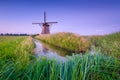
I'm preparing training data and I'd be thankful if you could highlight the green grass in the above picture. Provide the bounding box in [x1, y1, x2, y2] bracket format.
[0, 36, 35, 79]
[89, 32, 120, 58]
[0, 36, 26, 61]
[0, 52, 120, 80]
[35, 32, 120, 58]
[0, 33, 120, 80]
[35, 32, 90, 53]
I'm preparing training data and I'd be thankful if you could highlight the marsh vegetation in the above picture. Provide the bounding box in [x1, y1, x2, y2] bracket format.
[0, 32, 120, 80]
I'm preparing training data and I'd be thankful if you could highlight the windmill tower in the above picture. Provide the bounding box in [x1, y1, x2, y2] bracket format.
[32, 12, 58, 34]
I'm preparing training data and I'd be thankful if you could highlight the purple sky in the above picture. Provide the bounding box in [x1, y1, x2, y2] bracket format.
[0, 0, 120, 35]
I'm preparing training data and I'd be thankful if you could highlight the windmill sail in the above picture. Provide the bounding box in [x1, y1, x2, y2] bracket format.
[32, 12, 58, 34]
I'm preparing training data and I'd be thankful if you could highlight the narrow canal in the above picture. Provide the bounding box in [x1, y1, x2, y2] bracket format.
[34, 39, 94, 62]
[34, 39, 73, 62]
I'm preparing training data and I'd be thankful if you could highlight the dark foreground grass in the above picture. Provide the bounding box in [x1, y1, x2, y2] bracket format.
[0, 53, 120, 80]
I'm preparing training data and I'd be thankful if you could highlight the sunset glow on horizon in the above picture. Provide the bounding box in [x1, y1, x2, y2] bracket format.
[0, 0, 120, 35]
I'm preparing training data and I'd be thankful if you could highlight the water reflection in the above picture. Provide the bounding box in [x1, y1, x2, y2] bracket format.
[34, 39, 95, 62]
[42, 45, 49, 53]
[34, 39, 72, 62]
[41, 42, 72, 57]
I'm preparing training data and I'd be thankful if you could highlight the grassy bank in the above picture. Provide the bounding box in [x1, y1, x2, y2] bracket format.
[89, 32, 120, 58]
[0, 52, 120, 80]
[35, 32, 90, 53]
[35, 32, 120, 57]
[0, 34, 120, 80]
[0, 36, 35, 79]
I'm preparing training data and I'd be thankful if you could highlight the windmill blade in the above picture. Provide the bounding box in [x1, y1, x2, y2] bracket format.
[32, 23, 43, 25]
[47, 22, 58, 24]
[44, 11, 46, 23]
[32, 23, 43, 26]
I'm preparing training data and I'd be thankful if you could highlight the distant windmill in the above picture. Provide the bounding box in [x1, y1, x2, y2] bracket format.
[32, 12, 58, 34]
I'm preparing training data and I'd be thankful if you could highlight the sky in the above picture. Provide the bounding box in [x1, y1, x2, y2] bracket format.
[0, 0, 120, 35]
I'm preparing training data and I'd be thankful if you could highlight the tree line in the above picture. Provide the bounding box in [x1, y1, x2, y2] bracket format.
[0, 33, 29, 36]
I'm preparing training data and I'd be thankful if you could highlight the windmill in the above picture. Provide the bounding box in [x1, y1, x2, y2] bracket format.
[32, 12, 58, 34]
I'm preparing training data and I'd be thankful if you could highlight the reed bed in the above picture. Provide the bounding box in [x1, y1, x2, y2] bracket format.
[89, 32, 120, 58]
[35, 32, 120, 57]
[0, 52, 120, 80]
[35, 32, 90, 53]
[0, 36, 35, 79]
[0, 36, 26, 61]
[0, 33, 120, 80]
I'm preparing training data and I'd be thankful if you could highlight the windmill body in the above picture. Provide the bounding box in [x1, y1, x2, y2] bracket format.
[32, 12, 57, 34]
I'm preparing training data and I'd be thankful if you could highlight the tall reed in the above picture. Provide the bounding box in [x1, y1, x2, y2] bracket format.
[35, 32, 90, 53]
[1, 52, 120, 80]
[0, 36, 35, 79]
[89, 32, 120, 58]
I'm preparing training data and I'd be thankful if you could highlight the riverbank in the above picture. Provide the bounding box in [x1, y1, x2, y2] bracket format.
[1, 50, 120, 79]
[35, 32, 120, 58]
[33, 39, 66, 62]
[89, 32, 120, 58]
[0, 35, 120, 80]
[0, 36, 35, 79]
[35, 32, 90, 53]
